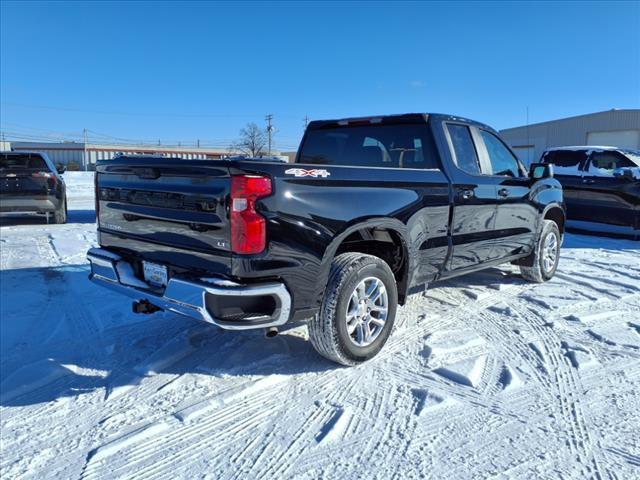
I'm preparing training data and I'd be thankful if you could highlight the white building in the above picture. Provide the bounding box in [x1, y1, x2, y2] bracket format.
[500, 109, 640, 166]
[9, 142, 233, 169]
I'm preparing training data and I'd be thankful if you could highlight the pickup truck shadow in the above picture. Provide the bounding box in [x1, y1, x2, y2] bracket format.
[0, 209, 95, 226]
[0, 265, 333, 408]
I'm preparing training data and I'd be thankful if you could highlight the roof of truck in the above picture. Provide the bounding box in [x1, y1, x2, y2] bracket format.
[545, 146, 620, 152]
[306, 113, 495, 133]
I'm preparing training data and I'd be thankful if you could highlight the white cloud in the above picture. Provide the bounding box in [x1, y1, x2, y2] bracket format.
[410, 80, 426, 88]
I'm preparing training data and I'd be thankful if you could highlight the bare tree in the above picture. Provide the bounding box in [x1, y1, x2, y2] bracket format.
[230, 122, 268, 157]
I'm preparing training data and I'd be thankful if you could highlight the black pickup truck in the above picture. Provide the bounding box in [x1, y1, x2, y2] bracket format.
[87, 113, 564, 365]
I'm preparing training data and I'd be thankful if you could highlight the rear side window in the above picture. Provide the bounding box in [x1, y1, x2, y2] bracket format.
[447, 124, 481, 175]
[298, 124, 438, 169]
[0, 154, 48, 170]
[542, 150, 587, 173]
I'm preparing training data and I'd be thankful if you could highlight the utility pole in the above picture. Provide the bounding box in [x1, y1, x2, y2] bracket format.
[265, 114, 273, 155]
[303, 115, 309, 129]
[83, 128, 88, 171]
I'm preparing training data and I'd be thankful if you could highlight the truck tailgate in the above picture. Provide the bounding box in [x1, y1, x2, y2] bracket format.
[96, 157, 232, 275]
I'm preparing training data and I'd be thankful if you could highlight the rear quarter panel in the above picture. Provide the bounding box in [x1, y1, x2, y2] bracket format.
[231, 161, 450, 312]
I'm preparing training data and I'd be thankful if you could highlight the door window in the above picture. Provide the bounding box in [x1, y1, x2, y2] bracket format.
[541, 150, 587, 175]
[588, 151, 636, 177]
[480, 130, 522, 177]
[447, 124, 481, 175]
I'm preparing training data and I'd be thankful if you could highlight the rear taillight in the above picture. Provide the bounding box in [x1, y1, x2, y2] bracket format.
[31, 171, 53, 178]
[32, 171, 56, 188]
[230, 175, 272, 254]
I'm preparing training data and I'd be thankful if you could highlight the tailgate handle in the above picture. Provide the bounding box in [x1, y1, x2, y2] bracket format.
[133, 167, 161, 179]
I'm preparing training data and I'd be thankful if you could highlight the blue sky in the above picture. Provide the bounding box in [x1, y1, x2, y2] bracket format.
[1, 1, 639, 151]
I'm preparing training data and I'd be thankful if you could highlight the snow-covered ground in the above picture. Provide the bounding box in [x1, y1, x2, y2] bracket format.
[1, 172, 639, 479]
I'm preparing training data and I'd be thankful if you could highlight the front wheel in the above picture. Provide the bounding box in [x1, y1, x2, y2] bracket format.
[308, 252, 398, 366]
[520, 219, 561, 283]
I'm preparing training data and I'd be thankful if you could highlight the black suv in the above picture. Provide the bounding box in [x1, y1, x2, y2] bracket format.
[0, 151, 68, 223]
[541, 146, 639, 237]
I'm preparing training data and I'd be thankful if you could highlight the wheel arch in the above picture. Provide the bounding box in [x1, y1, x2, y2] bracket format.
[314, 218, 412, 307]
[542, 203, 566, 236]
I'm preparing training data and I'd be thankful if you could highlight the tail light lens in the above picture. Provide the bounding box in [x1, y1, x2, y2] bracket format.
[230, 175, 272, 254]
[32, 171, 56, 188]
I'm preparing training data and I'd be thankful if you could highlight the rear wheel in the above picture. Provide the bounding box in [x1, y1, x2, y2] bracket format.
[53, 200, 67, 224]
[520, 219, 560, 282]
[308, 253, 398, 366]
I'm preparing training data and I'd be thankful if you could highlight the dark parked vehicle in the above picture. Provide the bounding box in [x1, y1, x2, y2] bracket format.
[0, 152, 67, 223]
[541, 146, 639, 237]
[87, 113, 565, 365]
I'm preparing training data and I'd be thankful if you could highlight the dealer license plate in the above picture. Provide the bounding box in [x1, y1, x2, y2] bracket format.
[142, 261, 168, 287]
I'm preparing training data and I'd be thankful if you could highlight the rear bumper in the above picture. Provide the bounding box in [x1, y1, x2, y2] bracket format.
[0, 195, 62, 213]
[87, 247, 292, 330]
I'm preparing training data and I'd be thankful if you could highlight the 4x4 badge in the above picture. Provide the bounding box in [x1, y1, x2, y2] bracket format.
[284, 168, 331, 178]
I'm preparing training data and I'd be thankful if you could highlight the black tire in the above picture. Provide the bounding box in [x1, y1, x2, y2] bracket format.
[308, 252, 398, 366]
[520, 219, 561, 283]
[53, 200, 67, 224]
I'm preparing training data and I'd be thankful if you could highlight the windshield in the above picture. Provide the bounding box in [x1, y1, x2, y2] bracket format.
[298, 123, 439, 169]
[0, 154, 48, 170]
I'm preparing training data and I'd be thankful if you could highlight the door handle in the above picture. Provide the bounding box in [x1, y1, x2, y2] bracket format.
[582, 178, 595, 185]
[498, 188, 509, 197]
[458, 189, 474, 200]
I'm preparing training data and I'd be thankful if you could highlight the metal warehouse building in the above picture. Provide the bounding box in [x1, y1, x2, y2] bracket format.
[500, 109, 640, 166]
[9, 142, 232, 169]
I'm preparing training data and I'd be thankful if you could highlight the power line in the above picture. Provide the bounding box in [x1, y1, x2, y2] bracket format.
[1, 101, 301, 119]
[0, 129, 300, 152]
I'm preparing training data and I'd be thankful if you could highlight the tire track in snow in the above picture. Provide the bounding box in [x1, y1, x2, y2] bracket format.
[244, 368, 366, 479]
[34, 233, 61, 267]
[82, 386, 280, 479]
[466, 266, 627, 479]
[505, 296, 610, 480]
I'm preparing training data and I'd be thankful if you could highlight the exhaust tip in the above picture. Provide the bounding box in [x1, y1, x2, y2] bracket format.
[265, 326, 279, 338]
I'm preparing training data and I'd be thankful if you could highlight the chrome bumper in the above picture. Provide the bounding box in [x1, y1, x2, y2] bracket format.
[86, 248, 291, 330]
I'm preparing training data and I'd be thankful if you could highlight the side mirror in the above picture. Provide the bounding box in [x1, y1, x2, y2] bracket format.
[529, 162, 553, 180]
[56, 165, 66, 174]
[613, 167, 636, 181]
